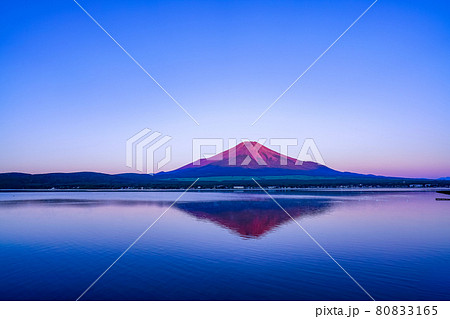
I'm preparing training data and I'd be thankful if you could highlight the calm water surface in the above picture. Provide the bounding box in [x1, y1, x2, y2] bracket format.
[0, 190, 449, 300]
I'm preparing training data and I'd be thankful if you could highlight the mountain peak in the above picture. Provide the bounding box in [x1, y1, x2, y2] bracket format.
[174, 141, 326, 173]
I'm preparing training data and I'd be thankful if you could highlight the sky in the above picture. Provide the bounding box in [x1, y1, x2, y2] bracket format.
[0, 0, 449, 178]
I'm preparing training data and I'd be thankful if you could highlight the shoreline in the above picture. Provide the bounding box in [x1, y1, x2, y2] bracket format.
[0, 187, 449, 193]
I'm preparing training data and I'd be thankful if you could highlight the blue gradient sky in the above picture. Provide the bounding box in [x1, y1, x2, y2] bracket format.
[1, 0, 449, 178]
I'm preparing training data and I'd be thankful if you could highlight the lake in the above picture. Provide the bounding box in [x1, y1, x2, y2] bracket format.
[0, 190, 449, 300]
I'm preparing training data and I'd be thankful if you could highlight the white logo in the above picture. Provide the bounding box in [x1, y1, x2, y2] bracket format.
[126, 128, 172, 174]
[191, 138, 326, 166]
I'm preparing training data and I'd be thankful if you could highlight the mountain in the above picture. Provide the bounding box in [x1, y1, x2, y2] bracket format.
[0, 141, 447, 189]
[157, 141, 351, 178]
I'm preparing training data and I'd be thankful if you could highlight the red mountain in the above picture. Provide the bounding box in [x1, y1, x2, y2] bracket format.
[158, 141, 345, 178]
[180, 141, 321, 170]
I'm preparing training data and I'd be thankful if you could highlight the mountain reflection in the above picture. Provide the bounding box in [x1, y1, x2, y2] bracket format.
[0, 196, 335, 239]
[174, 199, 334, 239]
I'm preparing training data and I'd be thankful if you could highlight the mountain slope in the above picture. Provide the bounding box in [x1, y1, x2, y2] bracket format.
[157, 141, 353, 178]
[0, 142, 446, 188]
